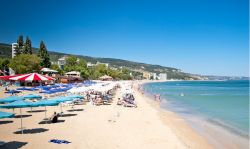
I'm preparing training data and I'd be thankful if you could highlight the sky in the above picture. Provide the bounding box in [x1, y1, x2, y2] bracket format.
[0, 0, 249, 76]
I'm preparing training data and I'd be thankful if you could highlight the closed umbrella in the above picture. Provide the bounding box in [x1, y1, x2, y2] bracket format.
[0, 100, 31, 134]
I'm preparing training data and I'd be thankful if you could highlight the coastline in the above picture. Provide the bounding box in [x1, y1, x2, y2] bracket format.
[0, 82, 203, 149]
[140, 80, 249, 149]
[137, 80, 215, 149]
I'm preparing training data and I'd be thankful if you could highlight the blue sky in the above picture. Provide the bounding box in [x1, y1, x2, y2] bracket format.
[0, 0, 248, 76]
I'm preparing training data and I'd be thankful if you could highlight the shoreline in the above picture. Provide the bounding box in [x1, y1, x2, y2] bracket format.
[140, 80, 249, 149]
[0, 80, 247, 149]
[135, 80, 215, 149]
[0, 81, 201, 149]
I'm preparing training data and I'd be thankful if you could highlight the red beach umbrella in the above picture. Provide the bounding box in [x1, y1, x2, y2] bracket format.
[9, 73, 54, 81]
[0, 75, 18, 81]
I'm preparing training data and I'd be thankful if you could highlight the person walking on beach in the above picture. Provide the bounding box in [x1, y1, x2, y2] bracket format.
[154, 94, 161, 102]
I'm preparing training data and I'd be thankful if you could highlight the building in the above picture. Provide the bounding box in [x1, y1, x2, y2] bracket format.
[57, 56, 80, 70]
[87, 62, 95, 68]
[65, 71, 80, 77]
[58, 56, 67, 70]
[158, 73, 167, 80]
[152, 73, 157, 80]
[87, 61, 109, 68]
[12, 43, 18, 58]
[143, 71, 151, 80]
[96, 61, 109, 67]
[99, 75, 113, 81]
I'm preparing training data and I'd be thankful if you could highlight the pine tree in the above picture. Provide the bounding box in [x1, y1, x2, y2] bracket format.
[15, 35, 24, 55]
[38, 41, 51, 68]
[23, 36, 32, 54]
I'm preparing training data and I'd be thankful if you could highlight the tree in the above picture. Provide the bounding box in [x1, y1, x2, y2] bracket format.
[0, 58, 10, 75]
[38, 41, 51, 68]
[23, 36, 32, 54]
[64, 56, 90, 79]
[15, 35, 24, 55]
[8, 54, 40, 74]
[51, 64, 64, 75]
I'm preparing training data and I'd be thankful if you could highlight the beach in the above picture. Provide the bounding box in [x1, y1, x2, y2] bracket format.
[0, 81, 214, 149]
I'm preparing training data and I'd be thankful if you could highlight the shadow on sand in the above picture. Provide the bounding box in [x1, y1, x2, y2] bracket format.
[1, 141, 27, 149]
[38, 120, 65, 124]
[14, 128, 49, 134]
[60, 114, 77, 117]
[0, 120, 13, 125]
[27, 110, 46, 113]
[67, 109, 84, 112]
[14, 115, 32, 118]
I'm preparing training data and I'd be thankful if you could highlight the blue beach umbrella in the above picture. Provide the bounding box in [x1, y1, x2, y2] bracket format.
[17, 87, 38, 91]
[0, 100, 32, 134]
[5, 90, 21, 94]
[29, 100, 59, 107]
[51, 97, 72, 103]
[67, 95, 84, 99]
[23, 94, 42, 99]
[51, 97, 73, 113]
[29, 100, 59, 120]
[0, 96, 24, 103]
[0, 111, 14, 119]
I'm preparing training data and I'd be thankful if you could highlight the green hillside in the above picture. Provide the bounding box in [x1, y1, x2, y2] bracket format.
[0, 43, 193, 79]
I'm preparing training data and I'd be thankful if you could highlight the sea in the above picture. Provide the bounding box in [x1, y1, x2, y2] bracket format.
[143, 80, 249, 149]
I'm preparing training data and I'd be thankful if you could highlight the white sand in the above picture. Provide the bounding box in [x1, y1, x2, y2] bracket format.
[0, 81, 214, 149]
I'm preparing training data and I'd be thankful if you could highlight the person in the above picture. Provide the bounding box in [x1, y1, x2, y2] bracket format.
[50, 112, 59, 123]
[5, 87, 9, 91]
[154, 94, 161, 102]
[117, 98, 123, 105]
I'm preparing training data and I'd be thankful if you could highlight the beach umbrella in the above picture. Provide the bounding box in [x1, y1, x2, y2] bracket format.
[51, 97, 73, 113]
[29, 100, 59, 120]
[5, 90, 21, 94]
[0, 75, 17, 81]
[0, 111, 14, 119]
[23, 94, 42, 99]
[67, 95, 84, 99]
[0, 96, 24, 103]
[51, 97, 72, 103]
[0, 100, 31, 134]
[16, 87, 38, 91]
[9, 73, 54, 81]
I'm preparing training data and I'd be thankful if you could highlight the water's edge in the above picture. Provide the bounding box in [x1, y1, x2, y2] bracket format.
[142, 81, 249, 149]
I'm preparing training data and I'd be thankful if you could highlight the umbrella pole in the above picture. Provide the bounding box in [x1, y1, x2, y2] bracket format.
[45, 106, 47, 119]
[20, 108, 23, 134]
[60, 104, 63, 114]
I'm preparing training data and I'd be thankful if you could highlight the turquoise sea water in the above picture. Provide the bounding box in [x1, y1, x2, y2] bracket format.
[143, 80, 249, 137]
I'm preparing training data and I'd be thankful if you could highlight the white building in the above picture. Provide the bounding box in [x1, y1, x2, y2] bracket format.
[65, 71, 80, 77]
[58, 56, 67, 69]
[12, 43, 18, 58]
[158, 73, 167, 80]
[96, 61, 109, 67]
[58, 56, 80, 69]
[152, 73, 157, 80]
[87, 62, 95, 68]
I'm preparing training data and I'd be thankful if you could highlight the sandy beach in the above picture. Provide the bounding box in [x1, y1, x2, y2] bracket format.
[0, 81, 214, 149]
